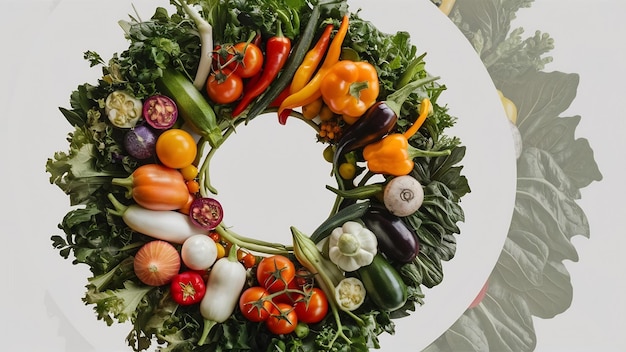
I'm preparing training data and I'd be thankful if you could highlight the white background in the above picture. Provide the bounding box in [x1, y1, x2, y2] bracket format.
[1, 1, 624, 351]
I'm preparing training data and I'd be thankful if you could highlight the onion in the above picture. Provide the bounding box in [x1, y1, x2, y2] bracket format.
[134, 240, 181, 286]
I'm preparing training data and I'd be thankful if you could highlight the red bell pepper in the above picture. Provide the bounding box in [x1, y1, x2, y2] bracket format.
[170, 271, 207, 306]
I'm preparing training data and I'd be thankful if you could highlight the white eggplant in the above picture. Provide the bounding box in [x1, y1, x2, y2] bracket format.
[197, 246, 247, 346]
[108, 194, 204, 244]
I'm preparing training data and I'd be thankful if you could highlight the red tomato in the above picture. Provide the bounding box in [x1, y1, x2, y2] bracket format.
[266, 303, 298, 335]
[256, 255, 296, 293]
[230, 42, 264, 78]
[272, 277, 301, 305]
[295, 267, 313, 288]
[239, 286, 273, 322]
[293, 287, 328, 324]
[206, 69, 243, 104]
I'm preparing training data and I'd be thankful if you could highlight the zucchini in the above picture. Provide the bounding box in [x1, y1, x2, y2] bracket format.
[310, 200, 370, 243]
[357, 254, 408, 311]
[156, 68, 224, 148]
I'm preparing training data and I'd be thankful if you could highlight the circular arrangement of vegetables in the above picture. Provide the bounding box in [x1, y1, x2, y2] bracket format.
[46, 0, 470, 351]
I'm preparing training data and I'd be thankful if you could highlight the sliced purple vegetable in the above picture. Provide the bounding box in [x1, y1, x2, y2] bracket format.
[189, 197, 224, 230]
[143, 94, 178, 129]
[124, 125, 157, 159]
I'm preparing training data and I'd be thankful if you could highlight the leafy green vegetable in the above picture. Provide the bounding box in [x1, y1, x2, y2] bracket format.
[425, 1, 603, 351]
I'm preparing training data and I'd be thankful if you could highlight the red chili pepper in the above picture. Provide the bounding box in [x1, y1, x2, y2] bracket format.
[232, 23, 292, 117]
[268, 84, 294, 125]
[170, 271, 207, 306]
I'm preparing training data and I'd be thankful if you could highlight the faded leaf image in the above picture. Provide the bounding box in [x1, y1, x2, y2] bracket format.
[427, 0, 603, 351]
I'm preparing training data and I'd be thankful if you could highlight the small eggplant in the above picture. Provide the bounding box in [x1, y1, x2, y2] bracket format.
[361, 204, 419, 263]
[333, 101, 397, 165]
[332, 75, 439, 166]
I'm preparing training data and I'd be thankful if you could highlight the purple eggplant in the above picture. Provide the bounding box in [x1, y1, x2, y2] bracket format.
[332, 75, 439, 166]
[333, 101, 397, 164]
[362, 204, 420, 263]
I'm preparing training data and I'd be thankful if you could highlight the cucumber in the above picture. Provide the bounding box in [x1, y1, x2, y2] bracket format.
[156, 68, 223, 148]
[357, 254, 408, 311]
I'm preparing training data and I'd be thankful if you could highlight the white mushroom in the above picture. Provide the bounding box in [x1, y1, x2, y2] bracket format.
[383, 175, 424, 217]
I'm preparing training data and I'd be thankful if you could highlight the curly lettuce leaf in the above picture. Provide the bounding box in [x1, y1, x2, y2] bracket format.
[84, 280, 153, 325]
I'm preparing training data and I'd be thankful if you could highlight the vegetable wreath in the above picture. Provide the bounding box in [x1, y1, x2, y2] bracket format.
[46, 0, 470, 351]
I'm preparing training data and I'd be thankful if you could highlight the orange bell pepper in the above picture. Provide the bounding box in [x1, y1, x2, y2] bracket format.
[363, 98, 450, 176]
[320, 60, 380, 122]
[111, 164, 190, 210]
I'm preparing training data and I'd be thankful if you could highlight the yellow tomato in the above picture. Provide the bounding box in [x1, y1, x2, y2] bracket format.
[156, 129, 197, 169]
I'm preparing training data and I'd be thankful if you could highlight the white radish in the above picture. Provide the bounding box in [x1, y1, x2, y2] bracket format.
[181, 234, 217, 270]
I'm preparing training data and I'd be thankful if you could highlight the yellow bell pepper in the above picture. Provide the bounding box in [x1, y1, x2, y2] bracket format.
[363, 98, 450, 176]
[320, 60, 380, 121]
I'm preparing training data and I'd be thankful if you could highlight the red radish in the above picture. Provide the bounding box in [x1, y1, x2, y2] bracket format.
[134, 240, 181, 286]
[189, 197, 224, 230]
[143, 94, 178, 129]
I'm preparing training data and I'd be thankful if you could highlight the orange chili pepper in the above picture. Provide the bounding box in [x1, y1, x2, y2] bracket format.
[291, 24, 334, 93]
[277, 15, 350, 116]
[363, 99, 441, 176]
[319, 60, 379, 121]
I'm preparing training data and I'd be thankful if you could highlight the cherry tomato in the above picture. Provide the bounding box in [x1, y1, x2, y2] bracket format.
[239, 286, 273, 322]
[273, 277, 301, 305]
[294, 287, 329, 324]
[238, 250, 257, 269]
[180, 164, 199, 181]
[186, 180, 200, 194]
[230, 42, 264, 78]
[295, 268, 314, 289]
[206, 69, 243, 104]
[212, 45, 233, 70]
[208, 231, 221, 242]
[266, 303, 298, 335]
[338, 162, 356, 180]
[155, 129, 197, 169]
[215, 242, 226, 259]
[256, 255, 296, 293]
